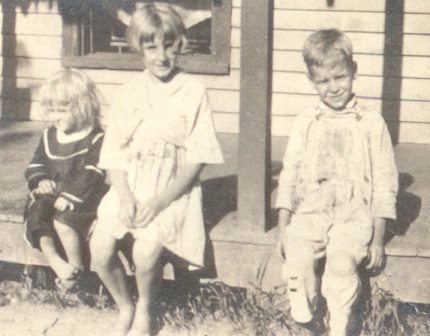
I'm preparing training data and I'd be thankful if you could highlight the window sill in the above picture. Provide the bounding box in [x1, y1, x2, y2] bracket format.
[62, 52, 230, 75]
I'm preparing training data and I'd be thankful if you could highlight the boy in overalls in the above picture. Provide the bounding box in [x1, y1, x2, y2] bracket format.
[276, 29, 398, 336]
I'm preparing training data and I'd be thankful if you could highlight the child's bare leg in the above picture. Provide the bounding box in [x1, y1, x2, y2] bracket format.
[90, 227, 135, 336]
[128, 237, 164, 336]
[39, 235, 76, 281]
[322, 250, 359, 336]
[54, 220, 83, 269]
[54, 220, 85, 288]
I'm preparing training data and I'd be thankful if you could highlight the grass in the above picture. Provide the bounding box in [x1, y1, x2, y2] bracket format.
[361, 285, 430, 336]
[1, 263, 430, 335]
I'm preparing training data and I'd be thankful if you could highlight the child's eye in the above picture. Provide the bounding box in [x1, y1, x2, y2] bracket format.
[314, 79, 329, 85]
[144, 44, 156, 51]
[49, 108, 67, 114]
[165, 41, 180, 52]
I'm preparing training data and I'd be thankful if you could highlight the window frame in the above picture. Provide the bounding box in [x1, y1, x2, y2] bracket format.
[61, 1, 232, 75]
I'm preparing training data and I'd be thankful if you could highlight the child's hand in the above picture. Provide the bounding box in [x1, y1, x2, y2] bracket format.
[276, 209, 292, 260]
[366, 240, 385, 270]
[276, 235, 288, 260]
[35, 179, 56, 194]
[134, 197, 165, 228]
[366, 217, 386, 270]
[54, 197, 74, 211]
[119, 196, 138, 228]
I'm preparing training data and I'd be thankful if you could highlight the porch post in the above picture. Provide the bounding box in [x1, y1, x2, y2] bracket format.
[238, 1, 272, 231]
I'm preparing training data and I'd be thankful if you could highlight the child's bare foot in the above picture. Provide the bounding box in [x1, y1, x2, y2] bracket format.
[115, 304, 135, 336]
[126, 330, 150, 336]
[54, 267, 82, 291]
[50, 258, 78, 282]
[55, 277, 78, 291]
[127, 301, 150, 336]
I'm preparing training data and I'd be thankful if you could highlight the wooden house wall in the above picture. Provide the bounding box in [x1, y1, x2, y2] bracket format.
[272, 0, 430, 143]
[1, 0, 430, 143]
[0, 0, 241, 133]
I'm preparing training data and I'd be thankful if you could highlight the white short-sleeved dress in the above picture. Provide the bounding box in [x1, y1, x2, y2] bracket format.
[96, 70, 224, 268]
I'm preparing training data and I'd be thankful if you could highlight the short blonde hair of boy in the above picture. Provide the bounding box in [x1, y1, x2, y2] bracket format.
[40, 68, 101, 130]
[303, 29, 355, 75]
[126, 3, 187, 55]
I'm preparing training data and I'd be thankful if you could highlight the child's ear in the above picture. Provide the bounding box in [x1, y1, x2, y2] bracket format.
[352, 61, 358, 79]
[306, 71, 315, 85]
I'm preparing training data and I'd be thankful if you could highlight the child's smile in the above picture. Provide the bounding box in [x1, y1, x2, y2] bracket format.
[309, 62, 356, 111]
[48, 101, 76, 133]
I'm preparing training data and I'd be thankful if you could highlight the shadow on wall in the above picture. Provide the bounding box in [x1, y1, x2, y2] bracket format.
[198, 161, 281, 279]
[1, 1, 56, 120]
[201, 169, 422, 244]
[201, 160, 283, 233]
[1, 2, 36, 120]
[386, 172, 421, 242]
[381, 0, 404, 145]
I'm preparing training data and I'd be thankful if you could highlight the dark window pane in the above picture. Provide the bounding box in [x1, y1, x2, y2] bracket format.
[83, 0, 212, 55]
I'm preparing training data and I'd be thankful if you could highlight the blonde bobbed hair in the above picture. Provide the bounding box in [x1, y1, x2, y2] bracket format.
[40, 68, 101, 130]
[303, 29, 356, 76]
[126, 2, 187, 55]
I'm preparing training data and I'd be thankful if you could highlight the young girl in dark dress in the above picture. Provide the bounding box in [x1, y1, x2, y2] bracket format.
[24, 68, 107, 289]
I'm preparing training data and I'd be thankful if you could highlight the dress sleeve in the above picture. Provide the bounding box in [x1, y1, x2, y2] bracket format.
[369, 116, 398, 220]
[60, 133, 107, 205]
[98, 92, 131, 172]
[25, 132, 50, 191]
[275, 114, 307, 211]
[184, 91, 224, 165]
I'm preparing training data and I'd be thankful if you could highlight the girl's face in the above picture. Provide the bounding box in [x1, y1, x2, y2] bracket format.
[141, 35, 179, 82]
[47, 101, 77, 133]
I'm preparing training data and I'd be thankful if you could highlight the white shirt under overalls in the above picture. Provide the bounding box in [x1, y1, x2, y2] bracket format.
[275, 97, 398, 334]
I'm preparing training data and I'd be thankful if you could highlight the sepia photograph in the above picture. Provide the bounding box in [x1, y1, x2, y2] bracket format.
[0, 0, 429, 335]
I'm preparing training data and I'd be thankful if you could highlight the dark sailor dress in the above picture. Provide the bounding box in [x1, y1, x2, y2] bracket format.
[24, 127, 108, 249]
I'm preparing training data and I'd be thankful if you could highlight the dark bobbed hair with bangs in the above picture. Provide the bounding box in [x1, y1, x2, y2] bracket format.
[303, 29, 356, 77]
[126, 3, 187, 55]
[40, 68, 101, 130]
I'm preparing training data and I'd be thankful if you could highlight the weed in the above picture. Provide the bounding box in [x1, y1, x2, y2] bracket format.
[361, 285, 405, 335]
[243, 283, 297, 336]
[155, 280, 298, 336]
[397, 303, 430, 336]
[0, 264, 430, 335]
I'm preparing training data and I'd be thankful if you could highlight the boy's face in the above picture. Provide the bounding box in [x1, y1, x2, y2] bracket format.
[309, 61, 357, 111]
[141, 35, 179, 82]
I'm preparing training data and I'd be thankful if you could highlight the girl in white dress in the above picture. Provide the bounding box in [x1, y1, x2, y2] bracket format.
[90, 4, 223, 336]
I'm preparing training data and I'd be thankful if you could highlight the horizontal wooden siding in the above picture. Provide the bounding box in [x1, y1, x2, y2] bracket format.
[272, 0, 430, 143]
[0, 1, 241, 134]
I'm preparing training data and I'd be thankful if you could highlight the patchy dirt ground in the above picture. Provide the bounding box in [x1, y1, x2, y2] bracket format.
[0, 301, 116, 336]
[0, 265, 246, 336]
[0, 301, 249, 336]
[1, 264, 430, 336]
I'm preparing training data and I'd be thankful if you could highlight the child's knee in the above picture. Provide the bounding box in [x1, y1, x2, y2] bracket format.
[133, 239, 163, 273]
[54, 220, 76, 234]
[90, 248, 115, 272]
[327, 252, 357, 278]
[89, 233, 118, 272]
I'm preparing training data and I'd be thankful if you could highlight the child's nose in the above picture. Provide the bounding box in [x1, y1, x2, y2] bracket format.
[49, 111, 62, 121]
[157, 47, 168, 61]
[328, 78, 340, 92]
